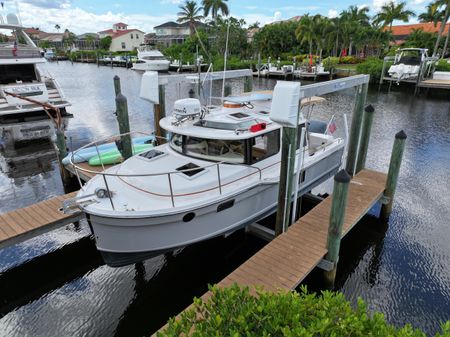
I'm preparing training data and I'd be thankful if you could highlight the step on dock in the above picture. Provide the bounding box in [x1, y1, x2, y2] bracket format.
[155, 169, 387, 334]
[0, 192, 84, 249]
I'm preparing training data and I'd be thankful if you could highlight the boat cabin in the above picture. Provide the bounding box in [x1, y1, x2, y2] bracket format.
[394, 48, 428, 66]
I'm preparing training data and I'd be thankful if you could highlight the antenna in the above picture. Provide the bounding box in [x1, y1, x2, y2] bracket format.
[220, 18, 231, 102]
[14, 0, 22, 26]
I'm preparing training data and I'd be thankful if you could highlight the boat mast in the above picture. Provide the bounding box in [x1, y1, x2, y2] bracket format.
[221, 19, 231, 102]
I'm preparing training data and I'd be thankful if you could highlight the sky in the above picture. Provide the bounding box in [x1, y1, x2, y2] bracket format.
[2, 0, 431, 34]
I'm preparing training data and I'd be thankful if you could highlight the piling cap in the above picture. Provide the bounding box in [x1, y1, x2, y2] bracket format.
[115, 93, 127, 102]
[334, 169, 351, 183]
[395, 130, 407, 140]
[365, 104, 375, 113]
[114, 75, 120, 80]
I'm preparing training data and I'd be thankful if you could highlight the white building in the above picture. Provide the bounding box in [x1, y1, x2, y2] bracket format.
[148, 21, 205, 47]
[98, 22, 144, 52]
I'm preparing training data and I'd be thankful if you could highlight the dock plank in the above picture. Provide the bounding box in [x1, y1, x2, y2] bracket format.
[154, 169, 387, 335]
[0, 192, 84, 249]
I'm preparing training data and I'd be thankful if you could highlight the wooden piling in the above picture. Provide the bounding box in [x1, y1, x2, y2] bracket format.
[153, 84, 167, 142]
[113, 75, 121, 97]
[55, 128, 72, 187]
[355, 105, 375, 173]
[380, 130, 407, 220]
[345, 82, 368, 176]
[115, 94, 133, 159]
[274, 127, 298, 236]
[244, 76, 253, 93]
[257, 52, 261, 78]
[324, 169, 351, 289]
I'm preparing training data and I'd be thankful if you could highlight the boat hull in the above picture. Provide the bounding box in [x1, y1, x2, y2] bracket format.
[131, 62, 170, 72]
[86, 147, 344, 267]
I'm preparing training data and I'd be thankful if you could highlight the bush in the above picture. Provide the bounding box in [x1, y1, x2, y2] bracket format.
[158, 284, 450, 337]
[213, 56, 252, 70]
[436, 59, 450, 72]
[356, 57, 387, 83]
[323, 57, 339, 71]
[339, 56, 364, 64]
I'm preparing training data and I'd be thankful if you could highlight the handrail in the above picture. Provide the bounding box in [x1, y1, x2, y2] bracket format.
[69, 131, 266, 208]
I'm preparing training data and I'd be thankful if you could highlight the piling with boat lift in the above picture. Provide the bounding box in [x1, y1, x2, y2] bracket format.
[112, 76, 133, 160]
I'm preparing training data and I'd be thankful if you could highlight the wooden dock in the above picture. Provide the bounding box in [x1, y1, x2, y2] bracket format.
[0, 192, 84, 249]
[155, 169, 386, 334]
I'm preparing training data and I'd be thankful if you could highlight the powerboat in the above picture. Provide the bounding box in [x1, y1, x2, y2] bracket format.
[66, 88, 345, 267]
[388, 48, 429, 82]
[0, 14, 70, 119]
[131, 46, 170, 72]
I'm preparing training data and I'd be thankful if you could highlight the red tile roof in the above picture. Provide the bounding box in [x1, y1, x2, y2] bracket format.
[114, 22, 128, 26]
[98, 28, 144, 39]
[390, 22, 450, 36]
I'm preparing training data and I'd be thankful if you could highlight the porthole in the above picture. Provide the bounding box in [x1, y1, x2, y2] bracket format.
[183, 212, 196, 222]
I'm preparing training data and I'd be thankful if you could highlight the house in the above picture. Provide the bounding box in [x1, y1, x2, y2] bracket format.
[149, 21, 205, 47]
[77, 33, 100, 50]
[98, 23, 144, 52]
[246, 28, 259, 43]
[389, 22, 450, 45]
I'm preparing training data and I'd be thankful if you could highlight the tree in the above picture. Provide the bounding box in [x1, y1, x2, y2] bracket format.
[85, 35, 95, 50]
[99, 36, 112, 50]
[54, 24, 60, 33]
[202, 0, 229, 19]
[340, 5, 370, 55]
[419, 2, 444, 24]
[248, 21, 260, 29]
[402, 28, 438, 51]
[373, 1, 415, 32]
[431, 0, 450, 57]
[253, 21, 299, 56]
[296, 15, 315, 56]
[177, 0, 203, 36]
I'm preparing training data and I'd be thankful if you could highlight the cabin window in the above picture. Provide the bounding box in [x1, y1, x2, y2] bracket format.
[169, 133, 245, 164]
[0, 64, 37, 84]
[250, 130, 280, 163]
[121, 42, 126, 49]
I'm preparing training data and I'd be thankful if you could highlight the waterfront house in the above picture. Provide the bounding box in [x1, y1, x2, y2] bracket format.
[389, 22, 450, 45]
[98, 23, 144, 52]
[148, 21, 204, 47]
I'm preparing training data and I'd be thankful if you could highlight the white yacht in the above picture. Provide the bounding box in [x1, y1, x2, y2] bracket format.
[0, 14, 70, 118]
[131, 46, 170, 72]
[388, 48, 429, 82]
[67, 91, 345, 267]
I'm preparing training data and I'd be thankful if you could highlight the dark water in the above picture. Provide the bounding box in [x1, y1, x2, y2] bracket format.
[0, 62, 449, 336]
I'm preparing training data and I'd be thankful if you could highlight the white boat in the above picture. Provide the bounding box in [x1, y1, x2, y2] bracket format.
[0, 14, 70, 118]
[66, 89, 345, 267]
[131, 46, 170, 72]
[388, 48, 428, 82]
[43, 49, 56, 61]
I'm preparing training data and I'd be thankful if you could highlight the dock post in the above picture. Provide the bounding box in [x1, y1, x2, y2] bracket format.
[113, 75, 121, 97]
[274, 127, 298, 236]
[355, 105, 375, 173]
[55, 128, 72, 187]
[324, 169, 351, 289]
[257, 52, 261, 78]
[115, 94, 133, 160]
[380, 131, 407, 220]
[378, 59, 386, 91]
[244, 76, 253, 93]
[153, 83, 167, 142]
[345, 82, 368, 176]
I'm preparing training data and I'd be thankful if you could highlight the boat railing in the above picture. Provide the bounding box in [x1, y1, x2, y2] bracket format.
[69, 131, 264, 209]
[0, 44, 41, 59]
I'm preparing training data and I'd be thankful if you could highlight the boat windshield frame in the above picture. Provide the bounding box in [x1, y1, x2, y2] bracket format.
[169, 129, 281, 165]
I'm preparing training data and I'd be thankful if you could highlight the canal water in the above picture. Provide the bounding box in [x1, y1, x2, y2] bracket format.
[0, 62, 449, 336]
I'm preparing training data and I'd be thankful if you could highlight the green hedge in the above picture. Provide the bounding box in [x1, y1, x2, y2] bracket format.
[436, 59, 450, 72]
[158, 284, 450, 336]
[356, 57, 387, 83]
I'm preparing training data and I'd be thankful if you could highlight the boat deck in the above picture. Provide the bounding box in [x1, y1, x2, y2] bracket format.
[0, 192, 84, 249]
[154, 169, 387, 334]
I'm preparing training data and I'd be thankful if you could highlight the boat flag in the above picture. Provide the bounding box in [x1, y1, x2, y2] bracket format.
[12, 41, 17, 57]
[326, 115, 337, 134]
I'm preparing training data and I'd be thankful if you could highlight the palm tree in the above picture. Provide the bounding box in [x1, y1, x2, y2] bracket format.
[419, 3, 444, 24]
[295, 15, 315, 56]
[373, 1, 415, 32]
[54, 24, 61, 33]
[340, 5, 370, 55]
[177, 0, 203, 36]
[202, 0, 229, 19]
[431, 0, 450, 57]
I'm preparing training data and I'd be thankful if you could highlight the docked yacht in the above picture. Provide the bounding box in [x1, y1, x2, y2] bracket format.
[0, 14, 70, 118]
[388, 48, 429, 82]
[131, 46, 170, 72]
[67, 86, 345, 267]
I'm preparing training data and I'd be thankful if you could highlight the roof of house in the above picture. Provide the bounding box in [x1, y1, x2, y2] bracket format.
[40, 33, 64, 42]
[78, 33, 99, 39]
[98, 28, 144, 39]
[113, 22, 128, 26]
[24, 28, 41, 35]
[390, 22, 450, 37]
[154, 20, 204, 29]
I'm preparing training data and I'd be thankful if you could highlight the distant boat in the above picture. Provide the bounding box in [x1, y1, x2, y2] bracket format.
[132, 46, 170, 72]
[43, 49, 56, 61]
[388, 48, 429, 82]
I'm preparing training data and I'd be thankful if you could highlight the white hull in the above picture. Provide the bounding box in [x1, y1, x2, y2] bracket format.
[132, 61, 170, 72]
[85, 146, 344, 266]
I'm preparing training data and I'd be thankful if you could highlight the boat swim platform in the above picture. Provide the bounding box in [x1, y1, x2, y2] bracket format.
[0, 192, 84, 250]
[381, 76, 450, 90]
[154, 168, 387, 334]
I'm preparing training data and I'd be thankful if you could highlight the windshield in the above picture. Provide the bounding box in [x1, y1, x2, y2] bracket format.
[142, 56, 166, 60]
[170, 134, 245, 164]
